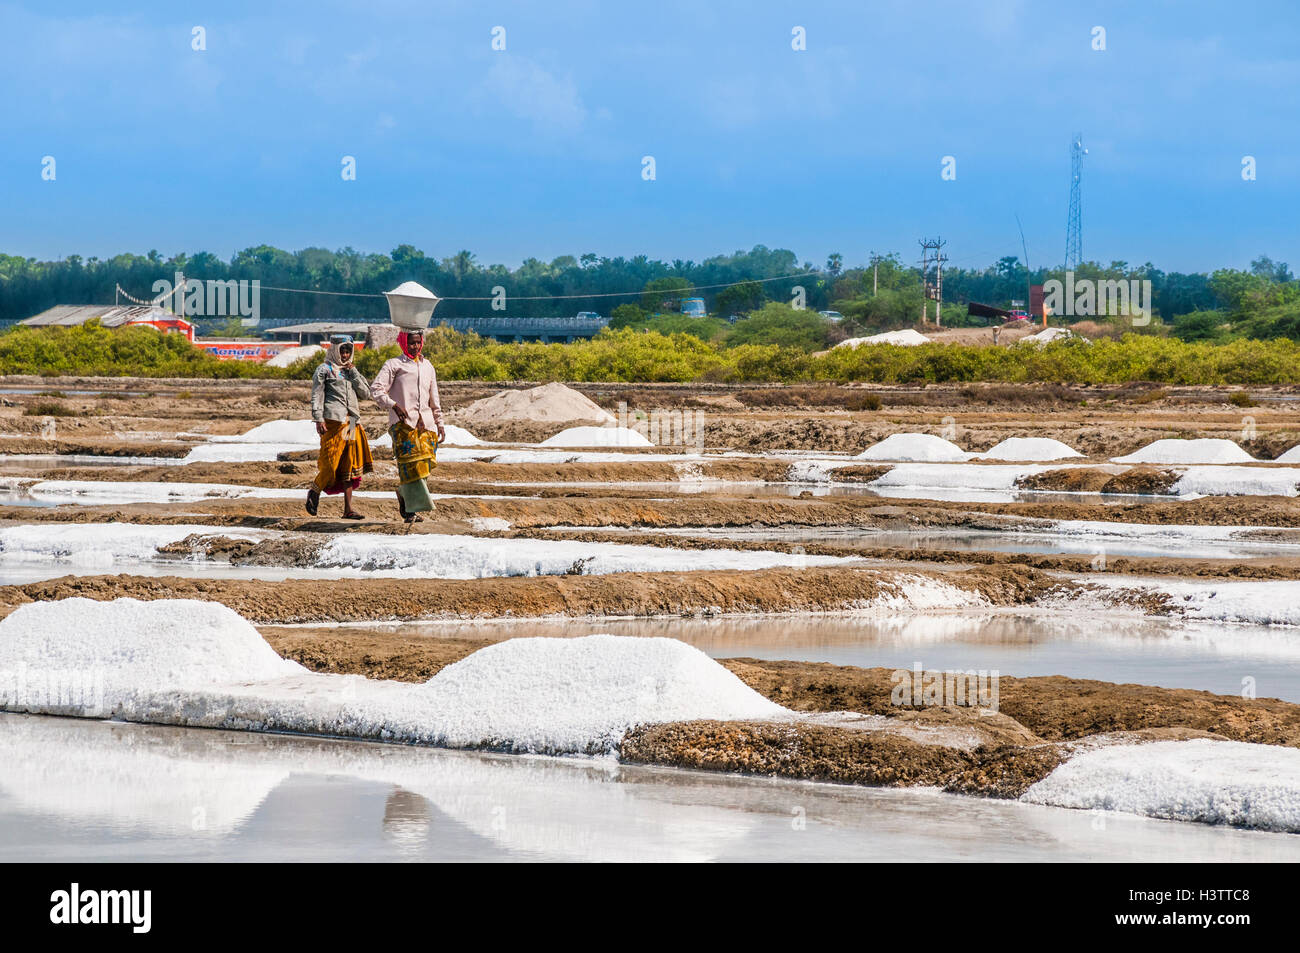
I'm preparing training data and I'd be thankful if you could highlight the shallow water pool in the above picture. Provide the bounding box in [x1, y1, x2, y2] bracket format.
[2, 715, 1295, 861]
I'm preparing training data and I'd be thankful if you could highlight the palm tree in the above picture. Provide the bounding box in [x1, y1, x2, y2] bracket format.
[452, 249, 477, 279]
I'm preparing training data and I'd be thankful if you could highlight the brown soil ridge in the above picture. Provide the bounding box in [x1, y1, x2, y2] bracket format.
[4, 484, 1299, 530]
[722, 658, 1300, 745]
[0, 565, 1060, 624]
[1017, 466, 1182, 495]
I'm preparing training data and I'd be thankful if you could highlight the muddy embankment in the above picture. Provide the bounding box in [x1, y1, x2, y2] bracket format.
[4, 373, 1300, 458]
[4, 482, 1300, 530]
[0, 565, 1062, 624]
[258, 625, 1300, 797]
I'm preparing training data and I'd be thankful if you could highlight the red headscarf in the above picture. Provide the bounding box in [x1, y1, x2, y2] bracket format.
[398, 330, 424, 360]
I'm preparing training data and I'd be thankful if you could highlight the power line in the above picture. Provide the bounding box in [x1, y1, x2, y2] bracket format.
[247, 271, 824, 303]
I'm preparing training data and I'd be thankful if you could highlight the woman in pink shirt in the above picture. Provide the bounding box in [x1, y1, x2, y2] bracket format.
[370, 329, 446, 522]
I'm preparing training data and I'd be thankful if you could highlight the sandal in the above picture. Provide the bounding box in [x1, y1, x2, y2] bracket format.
[305, 488, 320, 516]
[343, 511, 365, 520]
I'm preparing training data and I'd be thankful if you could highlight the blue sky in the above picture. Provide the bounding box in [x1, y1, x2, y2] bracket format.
[2, 0, 1297, 273]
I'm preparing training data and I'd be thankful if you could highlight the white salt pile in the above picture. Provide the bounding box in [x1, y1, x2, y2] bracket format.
[265, 345, 322, 368]
[212, 420, 318, 444]
[539, 426, 653, 448]
[317, 532, 850, 578]
[1022, 739, 1300, 832]
[1112, 438, 1255, 465]
[855, 433, 969, 462]
[1019, 327, 1079, 345]
[1170, 465, 1300, 498]
[977, 437, 1083, 461]
[462, 382, 614, 426]
[1274, 445, 1300, 464]
[440, 424, 483, 446]
[413, 635, 786, 753]
[0, 600, 785, 754]
[0, 598, 303, 713]
[834, 329, 930, 349]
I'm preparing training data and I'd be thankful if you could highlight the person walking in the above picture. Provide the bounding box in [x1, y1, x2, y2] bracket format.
[306, 336, 373, 519]
[370, 328, 445, 523]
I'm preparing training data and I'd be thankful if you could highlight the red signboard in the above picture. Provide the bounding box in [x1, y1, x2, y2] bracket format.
[196, 340, 289, 362]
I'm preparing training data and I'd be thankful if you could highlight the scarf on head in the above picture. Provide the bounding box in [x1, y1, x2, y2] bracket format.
[398, 331, 423, 360]
[324, 338, 354, 376]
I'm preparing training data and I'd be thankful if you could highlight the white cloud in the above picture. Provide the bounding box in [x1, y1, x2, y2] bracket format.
[480, 55, 587, 132]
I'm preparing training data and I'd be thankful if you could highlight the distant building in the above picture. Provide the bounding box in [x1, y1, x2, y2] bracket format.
[264, 322, 371, 346]
[20, 304, 193, 341]
[435, 315, 608, 343]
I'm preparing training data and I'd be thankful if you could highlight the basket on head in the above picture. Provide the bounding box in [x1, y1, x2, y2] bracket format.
[384, 281, 440, 330]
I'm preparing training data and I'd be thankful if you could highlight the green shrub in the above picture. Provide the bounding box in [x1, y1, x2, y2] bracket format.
[4, 321, 1300, 387]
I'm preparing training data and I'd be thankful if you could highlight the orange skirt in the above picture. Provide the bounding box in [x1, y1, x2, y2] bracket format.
[314, 420, 373, 494]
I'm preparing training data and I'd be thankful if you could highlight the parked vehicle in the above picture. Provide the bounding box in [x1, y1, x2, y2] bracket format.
[680, 298, 707, 318]
[576, 311, 601, 321]
[819, 310, 844, 321]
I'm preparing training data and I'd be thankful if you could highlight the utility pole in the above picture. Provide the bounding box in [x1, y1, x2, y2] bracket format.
[918, 242, 931, 323]
[869, 251, 880, 295]
[934, 248, 947, 327]
[917, 238, 946, 326]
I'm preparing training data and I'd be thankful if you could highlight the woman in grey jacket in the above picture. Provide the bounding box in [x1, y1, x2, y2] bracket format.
[307, 336, 373, 519]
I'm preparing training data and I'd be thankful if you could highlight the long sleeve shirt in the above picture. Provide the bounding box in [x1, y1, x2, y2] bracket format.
[310, 363, 370, 424]
[369, 355, 444, 430]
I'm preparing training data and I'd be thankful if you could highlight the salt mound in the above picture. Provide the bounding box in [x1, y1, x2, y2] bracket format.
[416, 634, 786, 753]
[1274, 445, 1300, 464]
[1022, 739, 1300, 832]
[856, 433, 969, 462]
[221, 419, 317, 444]
[1112, 438, 1255, 465]
[266, 345, 322, 368]
[441, 424, 482, 446]
[977, 437, 1083, 461]
[539, 426, 652, 448]
[1020, 327, 1079, 345]
[462, 382, 614, 426]
[0, 598, 303, 713]
[834, 329, 930, 349]
[0, 600, 786, 755]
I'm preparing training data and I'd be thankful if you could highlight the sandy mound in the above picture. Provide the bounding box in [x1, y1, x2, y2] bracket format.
[856, 432, 969, 462]
[978, 437, 1083, 461]
[539, 426, 652, 448]
[1113, 438, 1255, 465]
[460, 382, 614, 427]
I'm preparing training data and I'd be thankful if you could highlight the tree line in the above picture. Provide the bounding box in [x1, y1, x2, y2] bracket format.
[1, 244, 1294, 342]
